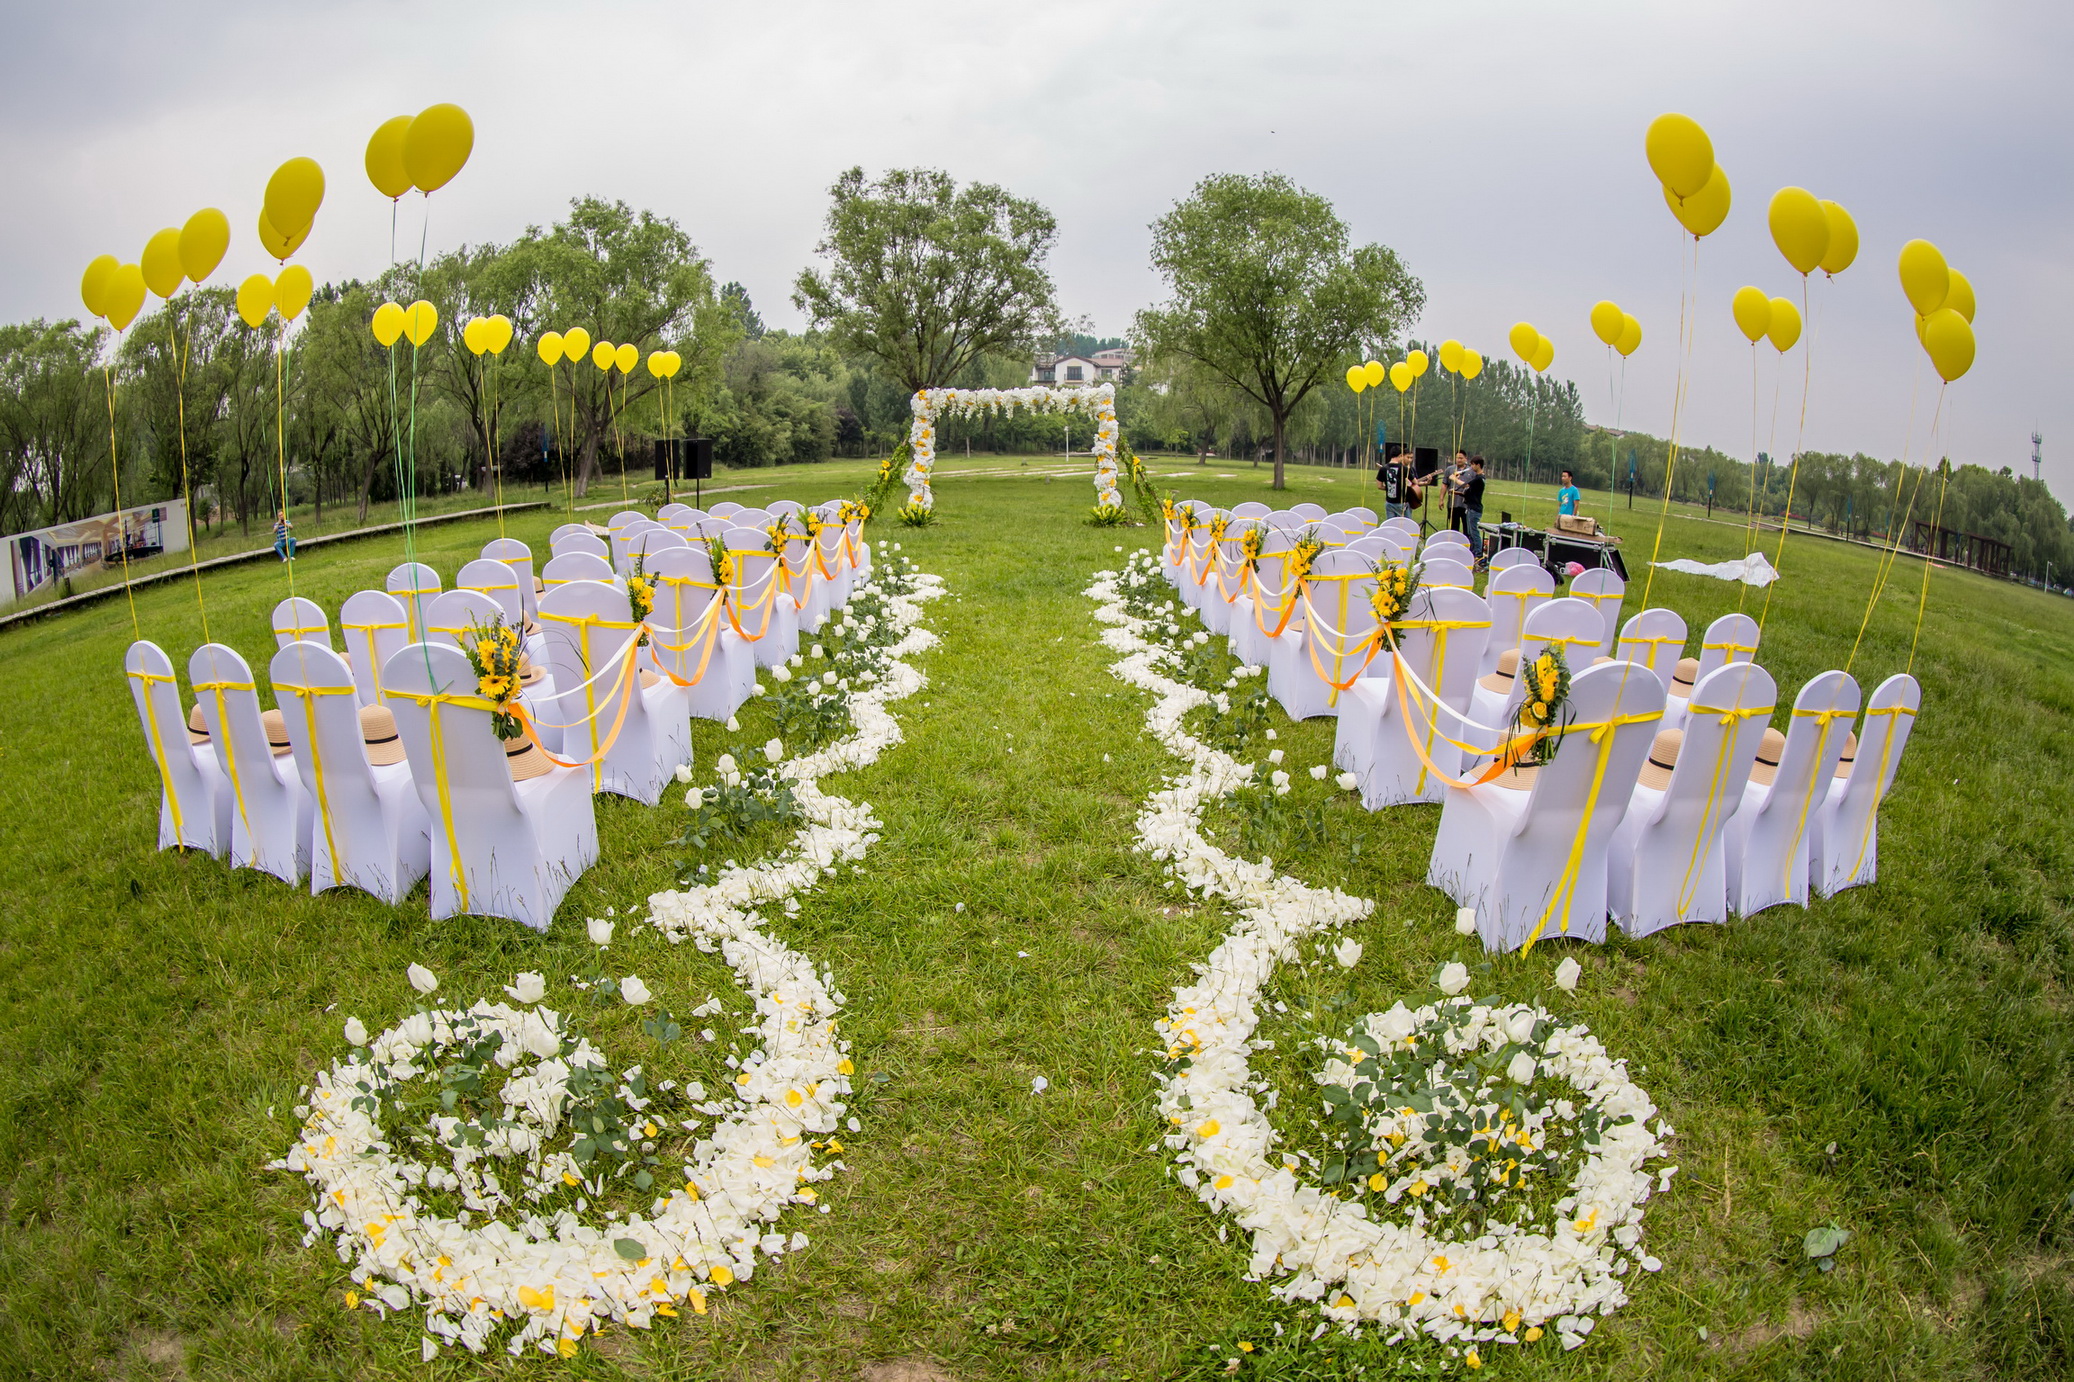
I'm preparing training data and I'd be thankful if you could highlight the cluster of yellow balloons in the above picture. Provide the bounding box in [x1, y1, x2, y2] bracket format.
[233, 265, 316, 329]
[258, 156, 325, 263]
[1646, 113, 1730, 238]
[1767, 187, 1858, 278]
[1508, 321, 1555, 373]
[462, 315, 515, 356]
[80, 208, 232, 332]
[646, 349, 684, 379]
[1898, 240, 1976, 383]
[1588, 300, 1644, 356]
[1437, 339, 1484, 379]
[370, 300, 441, 349]
[364, 104, 476, 200]
[1729, 286, 1802, 353]
[1344, 340, 1482, 397]
[1343, 358, 1385, 393]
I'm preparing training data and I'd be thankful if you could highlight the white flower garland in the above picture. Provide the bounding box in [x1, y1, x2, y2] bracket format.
[275, 559, 944, 1358]
[904, 383, 1120, 511]
[1087, 558, 1676, 1354]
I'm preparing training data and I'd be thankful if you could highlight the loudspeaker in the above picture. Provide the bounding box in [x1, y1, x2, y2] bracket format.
[653, 438, 675, 481]
[685, 437, 713, 480]
[1414, 446, 1440, 477]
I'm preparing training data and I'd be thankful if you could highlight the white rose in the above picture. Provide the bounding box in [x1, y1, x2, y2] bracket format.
[764, 738, 785, 763]
[823, 671, 837, 687]
[1437, 962, 1471, 996]
[620, 975, 652, 1005]
[1270, 770, 1290, 790]
[771, 664, 792, 683]
[1506, 1051, 1538, 1084]
[1336, 772, 1359, 791]
[725, 716, 740, 732]
[1309, 764, 1329, 780]
[1455, 906, 1478, 936]
[1265, 728, 1278, 741]
[522, 1015, 560, 1058]
[1268, 749, 1284, 765]
[789, 654, 804, 668]
[685, 786, 706, 809]
[406, 963, 438, 995]
[1333, 938, 1363, 968]
[673, 764, 693, 784]
[503, 971, 546, 1004]
[810, 644, 825, 658]
[751, 683, 767, 697]
[343, 1016, 368, 1046]
[588, 917, 615, 947]
[715, 754, 737, 776]
[1555, 956, 1582, 991]
[1504, 1008, 1537, 1043]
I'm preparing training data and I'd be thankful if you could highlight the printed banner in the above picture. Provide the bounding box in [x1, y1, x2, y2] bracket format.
[4, 500, 188, 609]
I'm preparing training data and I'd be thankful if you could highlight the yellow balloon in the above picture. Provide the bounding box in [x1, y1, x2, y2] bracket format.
[178, 208, 230, 283]
[592, 341, 616, 371]
[1616, 314, 1642, 357]
[561, 327, 591, 362]
[1944, 269, 1975, 324]
[661, 351, 682, 379]
[1768, 187, 1829, 276]
[463, 317, 492, 356]
[1529, 336, 1554, 372]
[1897, 239, 1950, 316]
[262, 157, 325, 237]
[1589, 300, 1623, 346]
[403, 300, 439, 348]
[1645, 112, 1715, 200]
[81, 254, 118, 318]
[1766, 296, 1802, 353]
[104, 264, 147, 331]
[648, 350, 670, 379]
[1731, 286, 1773, 344]
[537, 330, 565, 366]
[274, 264, 314, 323]
[257, 209, 310, 262]
[1407, 349, 1428, 378]
[141, 228, 184, 300]
[615, 342, 639, 374]
[1345, 364, 1366, 393]
[236, 274, 274, 330]
[1459, 348, 1483, 380]
[486, 315, 513, 354]
[403, 103, 475, 194]
[364, 115, 414, 200]
[1389, 361, 1413, 392]
[1819, 200, 1858, 276]
[1362, 358, 1384, 388]
[1921, 307, 1975, 383]
[1508, 321, 1539, 360]
[371, 301, 406, 348]
[1665, 164, 1731, 237]
[1438, 338, 1463, 373]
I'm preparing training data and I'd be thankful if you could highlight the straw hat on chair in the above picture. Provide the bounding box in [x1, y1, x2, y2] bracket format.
[1478, 648, 1519, 697]
[1637, 728, 1683, 791]
[1833, 730, 1857, 780]
[1670, 657, 1700, 698]
[187, 705, 210, 745]
[1747, 727, 1787, 787]
[260, 708, 294, 757]
[359, 705, 407, 766]
[504, 735, 554, 782]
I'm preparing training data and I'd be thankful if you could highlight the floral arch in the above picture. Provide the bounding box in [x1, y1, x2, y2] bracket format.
[901, 384, 1122, 512]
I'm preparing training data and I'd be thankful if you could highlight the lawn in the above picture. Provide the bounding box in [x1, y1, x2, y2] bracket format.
[1, 457, 2070, 1380]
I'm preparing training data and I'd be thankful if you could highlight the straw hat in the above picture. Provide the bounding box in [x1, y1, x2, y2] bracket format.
[1491, 758, 1539, 791]
[517, 657, 546, 689]
[187, 705, 210, 745]
[1670, 657, 1701, 696]
[260, 707, 294, 757]
[504, 735, 553, 782]
[1833, 730, 1857, 780]
[359, 705, 406, 766]
[640, 669, 661, 690]
[1592, 656, 1614, 666]
[1478, 647, 1520, 697]
[1637, 728, 1683, 791]
[1748, 727, 1787, 787]
[533, 575, 546, 595]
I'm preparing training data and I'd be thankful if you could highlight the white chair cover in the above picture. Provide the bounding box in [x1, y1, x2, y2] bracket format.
[708, 501, 745, 519]
[1264, 509, 1304, 530]
[1430, 660, 1667, 952]
[766, 499, 805, 517]
[1200, 520, 1256, 637]
[551, 531, 610, 562]
[550, 522, 591, 546]
[1569, 568, 1626, 656]
[340, 590, 410, 707]
[811, 513, 853, 608]
[1608, 661, 1777, 936]
[1270, 549, 1379, 721]
[770, 515, 827, 633]
[536, 581, 684, 803]
[542, 551, 617, 591]
[270, 641, 431, 902]
[1670, 612, 1762, 732]
[385, 562, 442, 641]
[1332, 587, 1490, 808]
[188, 642, 311, 884]
[425, 589, 504, 650]
[1180, 516, 1221, 610]
[722, 524, 799, 667]
[1464, 597, 1603, 766]
[610, 519, 661, 576]
[1724, 670, 1859, 917]
[1812, 672, 1919, 896]
[1614, 608, 1687, 690]
[1478, 563, 1555, 677]
[125, 639, 231, 856]
[1345, 505, 1379, 526]
[1291, 502, 1328, 521]
[1489, 546, 1537, 573]
[646, 545, 752, 721]
[456, 558, 526, 631]
[630, 527, 691, 565]
[1232, 501, 1272, 518]
[271, 596, 332, 651]
[1377, 516, 1418, 541]
[1419, 556, 1475, 591]
[382, 641, 596, 931]
[657, 502, 695, 524]
[480, 538, 537, 623]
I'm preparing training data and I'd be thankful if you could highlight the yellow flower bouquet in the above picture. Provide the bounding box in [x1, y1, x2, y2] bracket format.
[463, 617, 526, 741]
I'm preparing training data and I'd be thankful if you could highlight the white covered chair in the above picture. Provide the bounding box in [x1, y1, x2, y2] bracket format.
[1291, 502, 1328, 521]
[1270, 550, 1380, 721]
[1181, 511, 1222, 610]
[1813, 673, 1920, 896]
[1419, 556, 1475, 591]
[424, 589, 505, 650]
[543, 550, 617, 591]
[723, 524, 800, 668]
[536, 580, 686, 803]
[1200, 520, 1257, 637]
[612, 518, 663, 575]
[1430, 660, 1667, 952]
[551, 530, 610, 562]
[1463, 596, 1604, 768]
[647, 545, 752, 721]
[381, 641, 596, 931]
[1332, 587, 1490, 808]
[1723, 670, 1859, 917]
[1489, 546, 1537, 573]
[188, 642, 311, 885]
[549, 522, 591, 546]
[125, 640, 231, 856]
[1569, 568, 1626, 657]
[1696, 612, 1761, 685]
[1229, 528, 1296, 669]
[271, 596, 332, 651]
[340, 590, 410, 706]
[770, 516, 827, 633]
[455, 559, 526, 631]
[1614, 608, 1688, 691]
[657, 502, 696, 525]
[480, 537, 537, 624]
[630, 526, 691, 567]
[708, 501, 745, 519]
[270, 641, 430, 903]
[1608, 661, 1778, 936]
[1477, 563, 1554, 678]
[810, 512, 853, 609]
[385, 562, 442, 642]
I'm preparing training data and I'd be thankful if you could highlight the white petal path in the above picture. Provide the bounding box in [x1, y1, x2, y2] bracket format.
[1087, 562, 1675, 1353]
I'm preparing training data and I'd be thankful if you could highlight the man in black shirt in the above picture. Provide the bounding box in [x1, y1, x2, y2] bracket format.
[1458, 455, 1487, 553]
[1377, 448, 1418, 518]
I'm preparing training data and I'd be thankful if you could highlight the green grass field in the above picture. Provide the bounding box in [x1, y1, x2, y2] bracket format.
[3, 458, 2071, 1380]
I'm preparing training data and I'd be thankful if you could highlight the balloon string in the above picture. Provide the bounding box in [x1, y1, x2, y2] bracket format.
[1759, 275, 1816, 632]
[102, 362, 141, 642]
[1640, 229, 1698, 608]
[1909, 386, 1952, 675]
[170, 315, 209, 642]
[275, 336, 296, 600]
[1847, 460, 1925, 674]
[1736, 342, 1762, 612]
[615, 372, 631, 507]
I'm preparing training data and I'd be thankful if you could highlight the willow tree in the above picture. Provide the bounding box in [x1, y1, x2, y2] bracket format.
[1134, 173, 1424, 490]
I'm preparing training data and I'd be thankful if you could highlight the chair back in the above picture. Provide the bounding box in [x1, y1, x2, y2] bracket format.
[550, 523, 591, 546]
[124, 639, 214, 850]
[1299, 549, 1380, 688]
[1696, 612, 1761, 685]
[551, 531, 609, 561]
[657, 502, 695, 524]
[611, 519, 662, 575]
[271, 595, 331, 651]
[269, 640, 380, 867]
[1519, 596, 1605, 677]
[1265, 509, 1304, 529]
[1661, 660, 1780, 896]
[607, 509, 647, 536]
[1825, 672, 1920, 886]
[536, 580, 646, 785]
[1291, 502, 1328, 521]
[709, 501, 745, 518]
[480, 538, 536, 622]
[457, 557, 525, 630]
[1757, 670, 1861, 880]
[1615, 608, 1688, 688]
[693, 516, 730, 541]
[543, 551, 615, 589]
[1390, 586, 1492, 794]
[1378, 516, 1419, 540]
[645, 545, 728, 685]
[732, 507, 774, 527]
[425, 589, 505, 650]
[186, 642, 277, 835]
[1489, 545, 1537, 573]
[630, 527, 690, 565]
[1481, 563, 1555, 675]
[385, 562, 442, 640]
[723, 524, 786, 638]
[766, 499, 806, 517]
[1419, 556, 1475, 590]
[1569, 567, 1626, 655]
[1345, 505, 1378, 525]
[340, 591, 410, 705]
[1232, 501, 1272, 518]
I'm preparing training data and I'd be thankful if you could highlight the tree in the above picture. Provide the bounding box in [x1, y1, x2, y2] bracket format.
[792, 167, 1060, 398]
[0, 319, 109, 532]
[1134, 173, 1424, 490]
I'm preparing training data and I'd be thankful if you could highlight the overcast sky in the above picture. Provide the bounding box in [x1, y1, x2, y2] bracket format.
[6, 0, 2067, 496]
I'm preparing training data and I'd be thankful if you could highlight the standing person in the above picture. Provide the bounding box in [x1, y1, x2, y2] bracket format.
[1377, 446, 1419, 519]
[273, 509, 295, 562]
[1557, 469, 1582, 517]
[1459, 455, 1488, 555]
[1442, 451, 1468, 533]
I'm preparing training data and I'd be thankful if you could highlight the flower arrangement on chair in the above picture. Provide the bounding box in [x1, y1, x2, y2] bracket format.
[626, 556, 655, 648]
[464, 617, 526, 741]
[1284, 527, 1327, 586]
[1510, 644, 1574, 765]
[1369, 558, 1424, 633]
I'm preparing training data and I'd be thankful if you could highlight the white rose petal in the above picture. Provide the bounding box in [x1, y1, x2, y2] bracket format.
[1336, 772, 1359, 791]
[406, 963, 438, 995]
[1555, 956, 1582, 991]
[1030, 1075, 1048, 1094]
[1268, 749, 1284, 764]
[620, 975, 652, 1005]
[771, 664, 792, 683]
[725, 716, 740, 732]
[343, 1016, 367, 1046]
[1437, 962, 1471, 995]
[1333, 938, 1363, 968]
[1309, 764, 1329, 781]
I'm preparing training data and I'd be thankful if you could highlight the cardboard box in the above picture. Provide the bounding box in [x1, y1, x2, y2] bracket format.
[1554, 514, 1599, 536]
